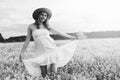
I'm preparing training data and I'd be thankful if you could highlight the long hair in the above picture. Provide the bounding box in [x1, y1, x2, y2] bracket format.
[34, 18, 51, 30]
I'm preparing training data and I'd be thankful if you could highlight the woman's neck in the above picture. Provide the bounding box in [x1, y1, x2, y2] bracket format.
[37, 21, 42, 25]
[34, 21, 45, 29]
[38, 23, 44, 29]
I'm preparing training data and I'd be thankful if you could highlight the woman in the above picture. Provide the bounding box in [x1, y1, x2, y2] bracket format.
[20, 8, 82, 79]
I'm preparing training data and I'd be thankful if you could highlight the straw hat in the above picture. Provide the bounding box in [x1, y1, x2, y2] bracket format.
[32, 8, 52, 20]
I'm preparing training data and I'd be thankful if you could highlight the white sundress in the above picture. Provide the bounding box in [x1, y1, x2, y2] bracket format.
[23, 28, 78, 76]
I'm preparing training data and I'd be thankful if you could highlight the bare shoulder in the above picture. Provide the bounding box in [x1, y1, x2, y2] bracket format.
[28, 24, 36, 31]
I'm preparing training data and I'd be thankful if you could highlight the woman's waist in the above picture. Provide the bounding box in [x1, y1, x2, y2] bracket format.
[34, 36, 55, 43]
[34, 40, 57, 49]
[33, 35, 49, 39]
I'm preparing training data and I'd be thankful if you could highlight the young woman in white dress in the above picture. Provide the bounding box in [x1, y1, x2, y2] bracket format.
[19, 8, 82, 79]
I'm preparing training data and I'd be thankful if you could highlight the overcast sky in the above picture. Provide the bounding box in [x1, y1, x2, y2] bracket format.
[0, 0, 120, 38]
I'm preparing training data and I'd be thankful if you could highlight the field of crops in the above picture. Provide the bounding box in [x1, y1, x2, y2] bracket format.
[1, 38, 120, 80]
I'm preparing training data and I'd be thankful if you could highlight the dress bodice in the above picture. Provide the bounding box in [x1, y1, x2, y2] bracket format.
[32, 28, 57, 53]
[32, 28, 49, 38]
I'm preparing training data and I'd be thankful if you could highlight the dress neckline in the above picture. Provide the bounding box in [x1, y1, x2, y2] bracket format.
[32, 28, 47, 33]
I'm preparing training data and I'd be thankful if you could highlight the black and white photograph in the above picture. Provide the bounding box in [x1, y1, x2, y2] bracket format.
[0, 0, 120, 80]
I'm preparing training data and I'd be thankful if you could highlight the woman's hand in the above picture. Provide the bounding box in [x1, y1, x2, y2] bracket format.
[19, 53, 23, 63]
[19, 55, 22, 62]
[74, 32, 87, 40]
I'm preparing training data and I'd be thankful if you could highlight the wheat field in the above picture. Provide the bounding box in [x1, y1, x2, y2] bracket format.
[1, 38, 120, 80]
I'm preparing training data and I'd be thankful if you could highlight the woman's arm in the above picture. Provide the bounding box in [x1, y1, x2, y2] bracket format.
[20, 25, 32, 55]
[49, 27, 76, 39]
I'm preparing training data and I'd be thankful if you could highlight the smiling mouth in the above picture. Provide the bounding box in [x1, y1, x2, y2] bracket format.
[41, 18, 46, 20]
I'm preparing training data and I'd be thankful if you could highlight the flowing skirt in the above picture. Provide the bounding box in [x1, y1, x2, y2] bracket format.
[23, 40, 78, 76]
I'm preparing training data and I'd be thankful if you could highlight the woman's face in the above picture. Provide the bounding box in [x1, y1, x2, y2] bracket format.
[37, 12, 48, 23]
